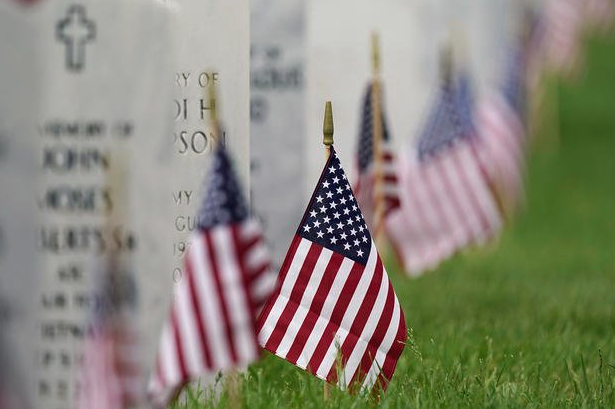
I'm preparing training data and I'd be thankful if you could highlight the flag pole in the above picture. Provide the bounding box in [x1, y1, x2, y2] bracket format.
[208, 79, 222, 147]
[322, 101, 333, 400]
[371, 32, 386, 246]
[208, 80, 240, 409]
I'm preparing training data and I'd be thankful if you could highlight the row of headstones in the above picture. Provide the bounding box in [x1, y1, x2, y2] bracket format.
[0, 0, 523, 408]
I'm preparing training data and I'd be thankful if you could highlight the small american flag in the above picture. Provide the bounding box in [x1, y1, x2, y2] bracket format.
[353, 83, 400, 234]
[78, 262, 142, 409]
[585, 0, 615, 33]
[149, 145, 273, 407]
[476, 41, 527, 218]
[525, 7, 548, 94]
[543, 0, 584, 77]
[386, 74, 502, 276]
[258, 148, 407, 392]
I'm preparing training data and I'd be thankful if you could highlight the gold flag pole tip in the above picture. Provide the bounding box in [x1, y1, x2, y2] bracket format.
[323, 101, 334, 147]
[371, 31, 380, 77]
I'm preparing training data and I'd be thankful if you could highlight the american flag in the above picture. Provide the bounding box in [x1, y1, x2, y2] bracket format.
[353, 82, 400, 234]
[385, 74, 502, 276]
[476, 41, 527, 218]
[543, 0, 584, 78]
[149, 145, 273, 407]
[257, 148, 407, 392]
[525, 7, 548, 95]
[585, 0, 615, 33]
[78, 261, 142, 409]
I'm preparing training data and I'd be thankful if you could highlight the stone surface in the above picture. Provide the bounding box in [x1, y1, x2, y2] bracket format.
[251, 0, 306, 269]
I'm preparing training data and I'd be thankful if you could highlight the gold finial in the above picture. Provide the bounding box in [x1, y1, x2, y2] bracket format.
[371, 31, 381, 77]
[323, 101, 334, 147]
[208, 79, 220, 137]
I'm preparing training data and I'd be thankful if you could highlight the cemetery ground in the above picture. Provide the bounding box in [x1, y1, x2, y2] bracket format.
[172, 34, 615, 408]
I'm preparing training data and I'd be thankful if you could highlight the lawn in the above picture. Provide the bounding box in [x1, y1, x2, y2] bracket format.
[172, 33, 615, 408]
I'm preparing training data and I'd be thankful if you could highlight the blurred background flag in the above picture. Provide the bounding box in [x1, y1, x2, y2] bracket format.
[78, 259, 142, 409]
[476, 33, 528, 219]
[258, 134, 406, 392]
[353, 34, 400, 240]
[525, 5, 548, 96]
[585, 0, 615, 33]
[149, 144, 273, 407]
[543, 0, 584, 78]
[353, 82, 399, 236]
[385, 56, 501, 276]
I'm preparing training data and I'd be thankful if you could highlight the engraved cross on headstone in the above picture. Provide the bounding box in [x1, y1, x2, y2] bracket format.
[56, 5, 96, 72]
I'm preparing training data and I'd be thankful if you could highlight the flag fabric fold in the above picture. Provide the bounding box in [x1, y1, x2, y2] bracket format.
[476, 40, 528, 218]
[148, 145, 273, 407]
[386, 74, 502, 276]
[257, 148, 407, 392]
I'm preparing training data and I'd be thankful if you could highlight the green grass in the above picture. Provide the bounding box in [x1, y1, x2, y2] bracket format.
[172, 33, 615, 408]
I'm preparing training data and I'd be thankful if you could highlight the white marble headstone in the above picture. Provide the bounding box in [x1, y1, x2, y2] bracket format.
[1, 1, 176, 408]
[251, 0, 306, 269]
[447, 0, 511, 95]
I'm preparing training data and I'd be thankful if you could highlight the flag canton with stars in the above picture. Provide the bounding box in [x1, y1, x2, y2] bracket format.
[357, 82, 391, 172]
[298, 148, 372, 265]
[197, 144, 249, 229]
[454, 73, 478, 138]
[417, 73, 476, 160]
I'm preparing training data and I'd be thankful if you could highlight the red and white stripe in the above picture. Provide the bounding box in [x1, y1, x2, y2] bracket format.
[475, 93, 526, 218]
[257, 238, 406, 391]
[149, 220, 273, 407]
[543, 0, 584, 77]
[79, 320, 142, 409]
[525, 12, 548, 98]
[354, 144, 400, 233]
[386, 140, 502, 276]
[585, 0, 615, 33]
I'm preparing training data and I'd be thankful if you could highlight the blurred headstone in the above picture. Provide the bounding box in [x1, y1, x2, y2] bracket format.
[1, 1, 175, 408]
[251, 0, 306, 269]
[457, 0, 510, 94]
